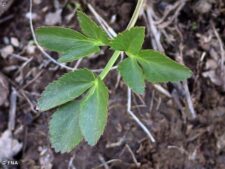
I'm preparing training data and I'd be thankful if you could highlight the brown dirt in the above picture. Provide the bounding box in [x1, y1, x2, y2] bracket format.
[0, 0, 225, 169]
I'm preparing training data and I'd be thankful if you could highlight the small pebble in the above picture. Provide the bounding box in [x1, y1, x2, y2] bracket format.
[3, 37, 10, 44]
[194, 0, 212, 14]
[25, 12, 38, 20]
[11, 37, 19, 47]
[33, 0, 41, 5]
[0, 73, 9, 106]
[0, 45, 14, 58]
[45, 9, 62, 25]
[26, 43, 36, 54]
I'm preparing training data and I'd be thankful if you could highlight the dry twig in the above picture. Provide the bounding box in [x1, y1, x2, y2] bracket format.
[68, 153, 77, 169]
[88, 3, 117, 38]
[125, 144, 141, 167]
[93, 159, 122, 169]
[158, 0, 187, 29]
[127, 88, 156, 143]
[98, 154, 110, 169]
[8, 88, 17, 131]
[212, 23, 225, 70]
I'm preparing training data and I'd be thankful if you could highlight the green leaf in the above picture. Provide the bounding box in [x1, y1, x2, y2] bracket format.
[135, 50, 192, 83]
[77, 11, 109, 45]
[110, 27, 145, 54]
[118, 58, 145, 94]
[79, 78, 109, 146]
[58, 42, 100, 62]
[49, 101, 83, 153]
[36, 26, 89, 52]
[36, 27, 101, 62]
[38, 69, 95, 111]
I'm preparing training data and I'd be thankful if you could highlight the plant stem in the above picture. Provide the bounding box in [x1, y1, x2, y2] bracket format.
[99, 0, 145, 80]
[99, 51, 121, 80]
[126, 0, 145, 30]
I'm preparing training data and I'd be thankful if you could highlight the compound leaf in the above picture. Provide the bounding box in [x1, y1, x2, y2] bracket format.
[38, 69, 95, 111]
[77, 11, 109, 45]
[110, 27, 145, 54]
[49, 101, 83, 153]
[136, 50, 192, 83]
[79, 78, 109, 146]
[118, 58, 145, 94]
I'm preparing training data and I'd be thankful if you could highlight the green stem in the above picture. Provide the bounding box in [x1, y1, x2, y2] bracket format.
[99, 0, 145, 80]
[126, 0, 145, 30]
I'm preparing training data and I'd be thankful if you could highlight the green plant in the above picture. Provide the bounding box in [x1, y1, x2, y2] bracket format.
[36, 5, 191, 153]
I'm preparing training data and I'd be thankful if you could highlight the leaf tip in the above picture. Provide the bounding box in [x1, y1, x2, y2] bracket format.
[37, 98, 47, 112]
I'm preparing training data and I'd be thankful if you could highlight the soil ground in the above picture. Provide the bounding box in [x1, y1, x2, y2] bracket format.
[0, 0, 225, 169]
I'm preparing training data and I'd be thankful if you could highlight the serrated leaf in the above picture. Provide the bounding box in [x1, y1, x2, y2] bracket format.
[36, 27, 101, 62]
[58, 43, 100, 62]
[36, 26, 89, 52]
[118, 58, 145, 94]
[77, 11, 109, 45]
[38, 69, 95, 111]
[79, 78, 109, 146]
[135, 50, 192, 83]
[110, 27, 145, 54]
[49, 101, 83, 153]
